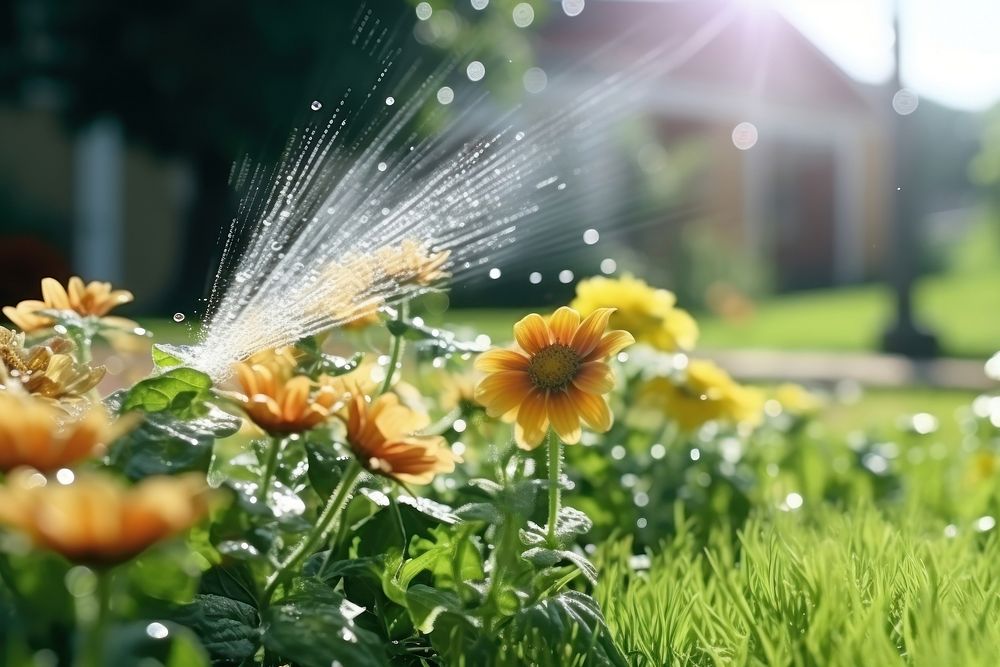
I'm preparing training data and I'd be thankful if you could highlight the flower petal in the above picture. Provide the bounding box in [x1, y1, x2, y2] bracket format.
[548, 307, 581, 345]
[474, 348, 530, 373]
[547, 390, 582, 445]
[475, 371, 532, 419]
[572, 308, 614, 358]
[586, 330, 635, 362]
[513, 313, 550, 354]
[568, 387, 613, 433]
[515, 390, 549, 450]
[572, 361, 615, 395]
[41, 278, 70, 310]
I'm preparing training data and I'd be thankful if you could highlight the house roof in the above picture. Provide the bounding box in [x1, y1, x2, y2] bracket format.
[535, 0, 874, 114]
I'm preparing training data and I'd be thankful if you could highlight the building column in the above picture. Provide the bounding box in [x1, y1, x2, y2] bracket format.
[73, 117, 124, 282]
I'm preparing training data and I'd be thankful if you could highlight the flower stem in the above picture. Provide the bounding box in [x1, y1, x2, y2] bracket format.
[546, 430, 562, 546]
[263, 459, 363, 605]
[76, 569, 112, 667]
[258, 435, 283, 506]
[379, 301, 408, 395]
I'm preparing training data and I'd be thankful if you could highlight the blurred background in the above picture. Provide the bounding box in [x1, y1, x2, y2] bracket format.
[0, 0, 998, 370]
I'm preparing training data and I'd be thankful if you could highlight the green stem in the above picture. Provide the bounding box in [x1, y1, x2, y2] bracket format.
[76, 569, 112, 667]
[379, 301, 408, 395]
[263, 460, 363, 605]
[258, 436, 284, 506]
[547, 431, 562, 546]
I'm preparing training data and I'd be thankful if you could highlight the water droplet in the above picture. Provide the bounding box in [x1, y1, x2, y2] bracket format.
[377, 162, 387, 172]
[488, 267, 501, 279]
[529, 271, 542, 284]
[523, 67, 547, 93]
[385, 96, 395, 106]
[558, 269, 574, 284]
[515, 131, 525, 141]
[437, 86, 454, 105]
[512, 2, 535, 27]
[562, 0, 585, 17]
[415, 2, 432, 20]
[732, 121, 758, 150]
[892, 88, 919, 115]
[466, 61, 486, 82]
[583, 228, 600, 245]
[173, 313, 186, 323]
[471, 0, 489, 9]
[600, 258, 617, 274]
[310, 100, 323, 111]
[146, 622, 170, 640]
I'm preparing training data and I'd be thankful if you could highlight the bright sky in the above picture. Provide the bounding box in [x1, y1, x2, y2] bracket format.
[770, 0, 1000, 111]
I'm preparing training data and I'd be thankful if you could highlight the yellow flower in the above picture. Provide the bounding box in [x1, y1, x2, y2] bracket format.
[439, 370, 479, 413]
[378, 239, 451, 287]
[639, 359, 763, 431]
[0, 470, 212, 564]
[0, 391, 123, 472]
[0, 327, 105, 399]
[343, 391, 456, 485]
[571, 274, 698, 352]
[233, 354, 340, 434]
[3, 277, 134, 333]
[774, 383, 822, 417]
[475, 306, 634, 449]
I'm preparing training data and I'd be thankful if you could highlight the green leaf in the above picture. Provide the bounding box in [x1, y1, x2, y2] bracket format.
[501, 591, 627, 667]
[405, 584, 463, 634]
[122, 367, 213, 414]
[152, 344, 184, 368]
[199, 562, 259, 609]
[172, 594, 259, 663]
[262, 580, 387, 667]
[386, 318, 489, 358]
[303, 554, 381, 583]
[107, 403, 241, 479]
[521, 547, 599, 585]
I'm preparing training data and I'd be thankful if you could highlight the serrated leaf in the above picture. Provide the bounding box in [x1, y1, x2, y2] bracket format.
[173, 594, 259, 662]
[502, 591, 627, 667]
[199, 563, 259, 609]
[262, 580, 387, 667]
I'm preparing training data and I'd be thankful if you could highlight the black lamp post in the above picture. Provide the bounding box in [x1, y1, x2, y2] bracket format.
[881, 0, 940, 358]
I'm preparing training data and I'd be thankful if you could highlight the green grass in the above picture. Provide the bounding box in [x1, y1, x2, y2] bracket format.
[595, 506, 1000, 666]
[694, 265, 1000, 358]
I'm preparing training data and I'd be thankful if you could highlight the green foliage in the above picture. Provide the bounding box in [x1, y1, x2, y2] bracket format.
[595, 506, 1000, 667]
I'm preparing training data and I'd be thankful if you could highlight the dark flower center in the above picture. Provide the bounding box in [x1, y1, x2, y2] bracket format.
[528, 344, 581, 391]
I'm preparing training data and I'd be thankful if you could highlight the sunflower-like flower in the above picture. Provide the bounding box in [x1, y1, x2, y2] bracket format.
[343, 391, 456, 485]
[232, 352, 340, 434]
[0, 470, 212, 564]
[378, 239, 451, 287]
[571, 274, 698, 352]
[0, 327, 105, 399]
[475, 307, 634, 449]
[3, 277, 134, 333]
[639, 359, 763, 431]
[0, 391, 123, 472]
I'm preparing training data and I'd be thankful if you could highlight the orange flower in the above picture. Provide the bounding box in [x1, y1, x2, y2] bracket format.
[343, 391, 456, 485]
[0, 391, 123, 472]
[0, 469, 213, 564]
[233, 353, 340, 434]
[0, 327, 105, 399]
[475, 306, 634, 449]
[3, 277, 134, 333]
